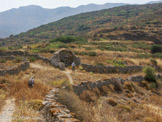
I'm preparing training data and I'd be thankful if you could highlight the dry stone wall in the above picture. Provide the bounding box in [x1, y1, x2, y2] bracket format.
[0, 51, 51, 64]
[81, 63, 143, 74]
[73, 74, 162, 95]
[43, 88, 80, 122]
[0, 59, 29, 76]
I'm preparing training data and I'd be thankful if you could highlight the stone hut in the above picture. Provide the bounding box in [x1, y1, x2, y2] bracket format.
[50, 49, 80, 70]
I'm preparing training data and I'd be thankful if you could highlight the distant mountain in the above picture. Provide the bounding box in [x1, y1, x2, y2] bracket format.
[1, 3, 161, 46]
[148, 0, 162, 4]
[0, 3, 126, 38]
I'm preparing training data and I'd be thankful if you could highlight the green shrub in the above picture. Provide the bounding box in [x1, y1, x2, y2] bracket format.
[113, 60, 126, 67]
[28, 57, 36, 62]
[0, 47, 8, 52]
[85, 47, 94, 51]
[49, 42, 67, 49]
[151, 45, 162, 54]
[51, 36, 87, 43]
[13, 57, 22, 63]
[0, 59, 6, 63]
[143, 66, 156, 83]
[88, 51, 97, 56]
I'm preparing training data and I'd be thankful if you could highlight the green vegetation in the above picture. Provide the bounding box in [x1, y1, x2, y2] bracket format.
[0, 47, 8, 52]
[143, 66, 156, 83]
[132, 42, 151, 50]
[28, 57, 36, 62]
[88, 51, 97, 56]
[136, 53, 162, 59]
[0, 59, 7, 63]
[151, 45, 162, 54]
[50, 36, 87, 43]
[106, 59, 126, 67]
[13, 57, 22, 63]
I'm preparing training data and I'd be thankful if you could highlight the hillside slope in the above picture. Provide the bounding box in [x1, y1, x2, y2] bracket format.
[1, 3, 162, 46]
[0, 3, 125, 38]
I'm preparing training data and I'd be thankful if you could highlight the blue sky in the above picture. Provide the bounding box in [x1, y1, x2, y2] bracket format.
[0, 0, 158, 12]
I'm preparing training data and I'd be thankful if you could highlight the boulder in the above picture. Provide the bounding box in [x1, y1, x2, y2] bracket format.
[51, 49, 80, 70]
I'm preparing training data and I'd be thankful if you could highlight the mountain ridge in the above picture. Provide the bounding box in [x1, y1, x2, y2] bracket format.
[0, 3, 126, 38]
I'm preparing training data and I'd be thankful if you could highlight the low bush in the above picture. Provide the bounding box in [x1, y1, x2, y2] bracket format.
[28, 57, 36, 62]
[151, 45, 162, 54]
[143, 66, 156, 83]
[13, 57, 22, 63]
[88, 51, 97, 56]
[0, 59, 7, 63]
[51, 36, 87, 43]
[113, 60, 126, 67]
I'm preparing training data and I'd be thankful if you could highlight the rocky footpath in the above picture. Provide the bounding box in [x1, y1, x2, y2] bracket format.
[43, 88, 80, 122]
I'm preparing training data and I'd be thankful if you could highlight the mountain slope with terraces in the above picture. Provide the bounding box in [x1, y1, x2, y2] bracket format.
[1, 3, 162, 46]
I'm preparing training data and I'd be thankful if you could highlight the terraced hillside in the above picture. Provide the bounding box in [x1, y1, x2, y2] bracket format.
[0, 3, 162, 47]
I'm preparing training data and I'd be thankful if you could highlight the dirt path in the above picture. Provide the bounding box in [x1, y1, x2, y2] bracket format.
[62, 69, 74, 84]
[0, 98, 15, 122]
[31, 63, 74, 84]
[30, 63, 54, 70]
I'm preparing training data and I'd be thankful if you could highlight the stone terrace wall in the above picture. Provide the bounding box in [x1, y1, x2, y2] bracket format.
[82, 63, 143, 74]
[43, 88, 79, 122]
[0, 51, 51, 64]
[73, 74, 162, 95]
[0, 59, 29, 76]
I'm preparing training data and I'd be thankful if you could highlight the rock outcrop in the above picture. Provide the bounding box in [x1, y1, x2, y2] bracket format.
[51, 49, 80, 70]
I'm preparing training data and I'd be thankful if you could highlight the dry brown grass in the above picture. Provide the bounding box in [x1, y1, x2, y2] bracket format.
[0, 60, 21, 70]
[0, 77, 11, 112]
[58, 89, 118, 122]
[12, 101, 44, 122]
[30, 61, 68, 84]
[9, 79, 50, 102]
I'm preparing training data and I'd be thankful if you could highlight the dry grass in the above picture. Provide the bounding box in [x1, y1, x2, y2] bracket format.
[12, 101, 44, 122]
[0, 77, 11, 112]
[57, 89, 118, 122]
[68, 67, 145, 84]
[30, 61, 68, 84]
[0, 60, 21, 70]
[9, 79, 50, 102]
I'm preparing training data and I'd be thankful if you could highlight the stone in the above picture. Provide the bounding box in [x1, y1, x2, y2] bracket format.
[51, 49, 81, 70]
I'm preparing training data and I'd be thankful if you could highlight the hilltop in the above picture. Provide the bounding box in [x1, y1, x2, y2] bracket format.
[0, 3, 125, 38]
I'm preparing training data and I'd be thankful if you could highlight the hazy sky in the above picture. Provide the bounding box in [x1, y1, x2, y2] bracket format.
[0, 0, 158, 12]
